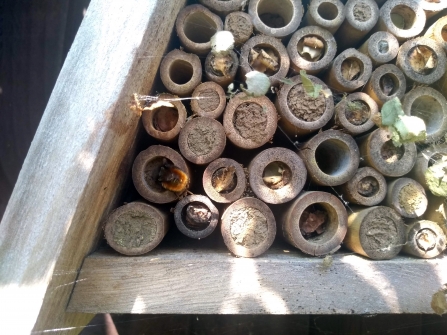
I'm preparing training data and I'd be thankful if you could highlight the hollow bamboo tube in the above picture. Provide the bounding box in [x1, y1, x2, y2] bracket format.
[174, 194, 219, 239]
[337, 167, 387, 207]
[364, 64, 407, 107]
[396, 37, 447, 85]
[358, 31, 399, 67]
[420, 1, 447, 19]
[221, 197, 276, 257]
[190, 82, 226, 119]
[159, 49, 202, 97]
[132, 145, 190, 204]
[402, 220, 447, 258]
[203, 158, 246, 203]
[424, 194, 447, 236]
[410, 144, 447, 190]
[334, 0, 379, 50]
[344, 206, 406, 260]
[356, 128, 417, 177]
[240, 34, 290, 87]
[275, 74, 334, 137]
[424, 16, 447, 53]
[199, 0, 247, 17]
[324, 48, 373, 93]
[287, 25, 337, 75]
[141, 93, 187, 143]
[175, 4, 223, 56]
[178, 117, 226, 165]
[204, 50, 239, 88]
[302, 0, 345, 34]
[402, 86, 447, 143]
[248, 0, 304, 39]
[223, 93, 278, 149]
[298, 130, 360, 186]
[248, 147, 307, 204]
[385, 178, 428, 218]
[224, 11, 253, 47]
[282, 191, 348, 256]
[104, 202, 169, 256]
[332, 92, 378, 136]
[374, 0, 426, 42]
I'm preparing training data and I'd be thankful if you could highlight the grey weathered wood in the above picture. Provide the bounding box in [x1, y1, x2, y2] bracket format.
[0, 0, 186, 334]
[68, 248, 447, 314]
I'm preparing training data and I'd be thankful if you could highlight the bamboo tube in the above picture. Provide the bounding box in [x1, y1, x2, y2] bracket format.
[248, 0, 304, 39]
[402, 86, 447, 143]
[424, 194, 447, 237]
[104, 202, 169, 256]
[287, 25, 337, 75]
[385, 178, 428, 218]
[223, 93, 278, 149]
[174, 195, 219, 239]
[282, 191, 348, 256]
[374, 0, 426, 42]
[240, 34, 290, 87]
[204, 50, 239, 88]
[396, 37, 447, 85]
[275, 74, 334, 137]
[420, 1, 447, 19]
[332, 92, 378, 135]
[221, 197, 276, 257]
[224, 11, 253, 47]
[364, 64, 407, 107]
[298, 130, 360, 186]
[248, 147, 307, 204]
[199, 0, 247, 17]
[334, 0, 379, 50]
[132, 145, 190, 204]
[190, 82, 226, 119]
[178, 117, 226, 165]
[159, 49, 202, 97]
[324, 48, 373, 93]
[203, 158, 246, 203]
[424, 16, 447, 53]
[175, 4, 223, 55]
[302, 0, 345, 34]
[344, 206, 406, 260]
[337, 167, 387, 207]
[410, 144, 447, 190]
[358, 31, 399, 67]
[141, 93, 187, 142]
[357, 128, 417, 177]
[402, 220, 447, 258]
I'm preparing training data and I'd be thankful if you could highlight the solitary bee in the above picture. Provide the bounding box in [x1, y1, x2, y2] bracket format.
[158, 159, 189, 194]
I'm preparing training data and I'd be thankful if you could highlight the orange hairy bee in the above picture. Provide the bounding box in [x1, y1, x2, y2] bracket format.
[158, 160, 189, 194]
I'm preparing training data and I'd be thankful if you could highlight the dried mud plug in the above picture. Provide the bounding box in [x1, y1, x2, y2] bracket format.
[174, 195, 219, 239]
[132, 145, 190, 204]
[282, 191, 348, 256]
[224, 11, 253, 47]
[344, 206, 406, 260]
[203, 158, 246, 203]
[248, 147, 307, 204]
[402, 220, 447, 259]
[221, 197, 276, 258]
[104, 202, 169, 256]
[385, 178, 428, 218]
[248, 0, 304, 39]
[190, 82, 227, 119]
[337, 167, 387, 207]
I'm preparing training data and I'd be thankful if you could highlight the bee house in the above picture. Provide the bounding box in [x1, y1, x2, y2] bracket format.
[0, 0, 447, 333]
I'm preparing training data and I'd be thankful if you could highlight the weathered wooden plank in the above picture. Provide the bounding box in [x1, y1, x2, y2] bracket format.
[68, 248, 447, 315]
[0, 0, 186, 333]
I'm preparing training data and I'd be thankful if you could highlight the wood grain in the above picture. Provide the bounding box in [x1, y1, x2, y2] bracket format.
[68, 247, 447, 314]
[0, 0, 186, 333]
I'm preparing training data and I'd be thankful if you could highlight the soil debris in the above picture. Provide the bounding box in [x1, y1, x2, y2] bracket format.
[187, 126, 216, 156]
[233, 102, 268, 143]
[287, 83, 326, 122]
[398, 183, 426, 215]
[229, 207, 268, 247]
[380, 140, 404, 163]
[197, 89, 220, 112]
[113, 212, 157, 248]
[353, 2, 372, 22]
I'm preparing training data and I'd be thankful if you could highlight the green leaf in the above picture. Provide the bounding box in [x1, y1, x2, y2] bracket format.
[242, 71, 270, 97]
[393, 115, 427, 143]
[381, 97, 404, 126]
[300, 70, 321, 98]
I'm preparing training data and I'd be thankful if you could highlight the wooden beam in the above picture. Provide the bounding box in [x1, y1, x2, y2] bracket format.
[0, 0, 186, 333]
[68, 248, 447, 314]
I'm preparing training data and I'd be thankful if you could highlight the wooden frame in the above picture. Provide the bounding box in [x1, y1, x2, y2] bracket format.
[0, 0, 446, 333]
